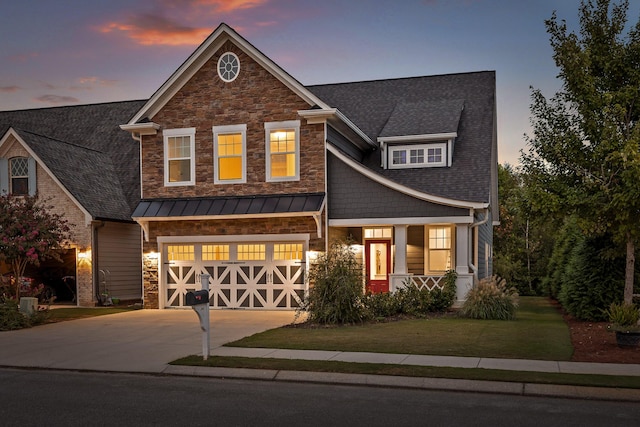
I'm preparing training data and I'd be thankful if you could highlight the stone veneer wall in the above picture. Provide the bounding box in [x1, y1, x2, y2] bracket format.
[141, 216, 322, 308]
[141, 40, 326, 200]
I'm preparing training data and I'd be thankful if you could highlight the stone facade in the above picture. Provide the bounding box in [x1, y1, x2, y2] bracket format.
[138, 40, 329, 309]
[142, 41, 326, 200]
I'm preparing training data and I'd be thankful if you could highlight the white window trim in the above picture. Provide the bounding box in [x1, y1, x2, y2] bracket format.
[265, 120, 300, 182]
[163, 127, 196, 187]
[213, 124, 247, 184]
[425, 225, 455, 274]
[388, 142, 447, 169]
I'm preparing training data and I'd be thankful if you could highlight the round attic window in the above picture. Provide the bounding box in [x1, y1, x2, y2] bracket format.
[217, 52, 240, 82]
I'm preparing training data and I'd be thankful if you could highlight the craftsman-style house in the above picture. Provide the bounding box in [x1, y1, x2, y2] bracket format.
[1, 23, 497, 309]
[121, 23, 498, 309]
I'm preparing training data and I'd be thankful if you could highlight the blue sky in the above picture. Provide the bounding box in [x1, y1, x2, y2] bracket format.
[1, 0, 638, 165]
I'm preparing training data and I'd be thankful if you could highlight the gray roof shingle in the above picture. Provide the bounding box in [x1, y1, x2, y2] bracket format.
[308, 71, 496, 203]
[0, 100, 146, 220]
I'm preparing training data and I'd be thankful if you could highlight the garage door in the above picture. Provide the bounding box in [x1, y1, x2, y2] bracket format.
[162, 241, 306, 309]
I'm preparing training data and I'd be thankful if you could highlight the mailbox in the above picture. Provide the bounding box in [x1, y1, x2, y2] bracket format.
[185, 290, 209, 306]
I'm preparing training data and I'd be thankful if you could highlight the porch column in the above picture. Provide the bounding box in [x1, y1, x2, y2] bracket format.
[393, 225, 408, 274]
[455, 224, 470, 274]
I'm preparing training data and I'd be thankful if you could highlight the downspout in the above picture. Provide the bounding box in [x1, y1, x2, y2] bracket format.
[92, 221, 106, 304]
[468, 208, 490, 283]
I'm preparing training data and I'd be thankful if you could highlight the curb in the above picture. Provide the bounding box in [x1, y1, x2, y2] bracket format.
[162, 365, 640, 402]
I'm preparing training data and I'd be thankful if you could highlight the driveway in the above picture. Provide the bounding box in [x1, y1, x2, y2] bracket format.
[0, 309, 297, 373]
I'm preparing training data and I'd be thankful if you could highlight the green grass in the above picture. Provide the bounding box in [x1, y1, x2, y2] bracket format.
[171, 297, 640, 389]
[227, 297, 574, 361]
[171, 355, 640, 389]
[46, 307, 134, 322]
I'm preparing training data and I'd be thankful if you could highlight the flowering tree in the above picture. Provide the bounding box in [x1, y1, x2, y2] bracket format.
[0, 195, 70, 300]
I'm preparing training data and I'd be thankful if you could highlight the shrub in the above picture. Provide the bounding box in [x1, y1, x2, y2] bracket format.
[363, 271, 458, 318]
[558, 234, 624, 321]
[461, 275, 518, 320]
[605, 302, 640, 332]
[430, 270, 458, 312]
[0, 298, 29, 331]
[363, 291, 400, 319]
[302, 240, 367, 324]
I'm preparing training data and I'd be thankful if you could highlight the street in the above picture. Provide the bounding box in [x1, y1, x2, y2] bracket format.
[0, 368, 638, 426]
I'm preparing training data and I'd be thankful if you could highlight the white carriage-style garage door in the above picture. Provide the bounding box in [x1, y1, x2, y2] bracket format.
[160, 236, 307, 309]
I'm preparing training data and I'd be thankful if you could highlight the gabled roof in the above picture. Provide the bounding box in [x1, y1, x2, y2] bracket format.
[126, 23, 331, 124]
[308, 71, 496, 204]
[0, 100, 146, 220]
[379, 99, 464, 138]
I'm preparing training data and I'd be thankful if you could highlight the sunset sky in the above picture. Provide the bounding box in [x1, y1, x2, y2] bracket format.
[1, 0, 638, 165]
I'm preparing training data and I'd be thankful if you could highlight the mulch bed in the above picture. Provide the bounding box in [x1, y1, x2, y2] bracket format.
[561, 308, 640, 364]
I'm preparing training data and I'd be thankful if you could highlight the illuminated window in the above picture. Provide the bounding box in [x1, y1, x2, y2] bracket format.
[364, 228, 392, 239]
[167, 245, 195, 261]
[9, 157, 29, 195]
[428, 226, 453, 272]
[202, 245, 229, 261]
[274, 243, 303, 260]
[389, 142, 446, 169]
[265, 121, 299, 181]
[213, 124, 246, 184]
[237, 244, 266, 261]
[164, 128, 195, 186]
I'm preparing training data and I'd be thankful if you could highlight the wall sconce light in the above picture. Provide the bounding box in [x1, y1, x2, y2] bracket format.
[77, 248, 91, 265]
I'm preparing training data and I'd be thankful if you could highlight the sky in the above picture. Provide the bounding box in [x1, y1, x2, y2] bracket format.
[1, 0, 639, 166]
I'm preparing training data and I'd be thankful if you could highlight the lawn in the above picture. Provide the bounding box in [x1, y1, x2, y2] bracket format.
[226, 297, 574, 361]
[45, 307, 134, 322]
[172, 297, 640, 388]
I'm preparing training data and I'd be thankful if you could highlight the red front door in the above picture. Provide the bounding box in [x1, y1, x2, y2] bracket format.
[365, 240, 391, 294]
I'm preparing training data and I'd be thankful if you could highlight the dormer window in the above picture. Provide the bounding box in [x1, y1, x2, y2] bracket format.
[389, 142, 447, 169]
[385, 141, 449, 169]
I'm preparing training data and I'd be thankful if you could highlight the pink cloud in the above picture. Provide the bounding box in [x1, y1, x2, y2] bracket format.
[35, 95, 80, 105]
[0, 86, 21, 93]
[99, 14, 212, 46]
[158, 0, 268, 13]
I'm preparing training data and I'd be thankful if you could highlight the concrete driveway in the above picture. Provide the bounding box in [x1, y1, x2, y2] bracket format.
[0, 309, 297, 373]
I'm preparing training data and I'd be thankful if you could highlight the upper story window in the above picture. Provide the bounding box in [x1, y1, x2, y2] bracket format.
[0, 156, 35, 196]
[265, 120, 300, 182]
[217, 52, 240, 82]
[213, 124, 246, 184]
[10, 157, 29, 195]
[164, 128, 196, 186]
[388, 142, 447, 169]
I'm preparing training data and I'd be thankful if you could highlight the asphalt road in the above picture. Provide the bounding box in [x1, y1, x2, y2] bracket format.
[1, 368, 638, 426]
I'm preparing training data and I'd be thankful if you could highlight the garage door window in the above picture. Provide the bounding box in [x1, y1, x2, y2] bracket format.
[167, 245, 194, 261]
[202, 244, 229, 261]
[237, 244, 266, 261]
[274, 243, 303, 260]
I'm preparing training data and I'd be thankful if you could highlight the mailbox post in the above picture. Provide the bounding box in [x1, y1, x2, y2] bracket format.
[185, 274, 211, 360]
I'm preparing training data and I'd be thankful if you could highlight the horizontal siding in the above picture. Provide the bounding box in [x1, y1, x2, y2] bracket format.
[407, 225, 424, 274]
[97, 222, 142, 300]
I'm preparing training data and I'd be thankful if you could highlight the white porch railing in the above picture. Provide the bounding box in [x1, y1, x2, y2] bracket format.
[389, 274, 445, 292]
[390, 273, 474, 305]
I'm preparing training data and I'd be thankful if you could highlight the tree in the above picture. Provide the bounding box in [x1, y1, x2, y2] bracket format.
[521, 0, 640, 304]
[494, 164, 555, 295]
[0, 195, 70, 300]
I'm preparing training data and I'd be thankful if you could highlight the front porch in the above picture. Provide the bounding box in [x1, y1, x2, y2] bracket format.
[328, 223, 476, 304]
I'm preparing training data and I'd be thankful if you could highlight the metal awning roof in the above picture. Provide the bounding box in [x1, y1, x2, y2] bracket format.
[132, 192, 325, 219]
